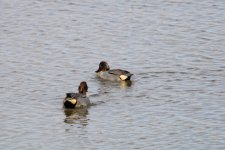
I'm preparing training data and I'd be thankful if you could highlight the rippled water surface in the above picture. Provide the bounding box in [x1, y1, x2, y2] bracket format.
[1, 0, 225, 149]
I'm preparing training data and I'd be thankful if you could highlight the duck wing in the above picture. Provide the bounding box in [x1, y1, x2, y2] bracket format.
[108, 69, 131, 75]
[66, 93, 87, 98]
[108, 69, 133, 81]
[66, 93, 79, 98]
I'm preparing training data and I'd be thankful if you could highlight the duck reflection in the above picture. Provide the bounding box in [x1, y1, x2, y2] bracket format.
[64, 108, 88, 117]
[64, 108, 89, 126]
[96, 76, 133, 89]
[120, 80, 132, 89]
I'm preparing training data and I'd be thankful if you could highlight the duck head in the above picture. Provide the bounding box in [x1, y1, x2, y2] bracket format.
[78, 81, 88, 95]
[95, 61, 110, 73]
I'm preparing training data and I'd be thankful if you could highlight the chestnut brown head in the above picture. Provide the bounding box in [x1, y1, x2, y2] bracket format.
[78, 81, 88, 95]
[95, 61, 110, 73]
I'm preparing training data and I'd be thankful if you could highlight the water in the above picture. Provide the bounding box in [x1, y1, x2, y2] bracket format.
[1, 0, 225, 149]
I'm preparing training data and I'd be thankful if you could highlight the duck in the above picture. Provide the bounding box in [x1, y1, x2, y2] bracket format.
[63, 81, 90, 109]
[95, 61, 133, 81]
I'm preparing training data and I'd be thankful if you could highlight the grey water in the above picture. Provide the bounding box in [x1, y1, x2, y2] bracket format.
[1, 0, 225, 149]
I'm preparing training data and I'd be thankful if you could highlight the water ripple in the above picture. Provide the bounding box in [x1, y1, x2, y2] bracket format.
[1, 0, 225, 149]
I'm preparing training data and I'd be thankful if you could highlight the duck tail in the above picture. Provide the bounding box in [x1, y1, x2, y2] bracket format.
[127, 73, 134, 80]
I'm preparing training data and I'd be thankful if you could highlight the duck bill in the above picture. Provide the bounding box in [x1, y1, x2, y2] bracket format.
[95, 67, 101, 73]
